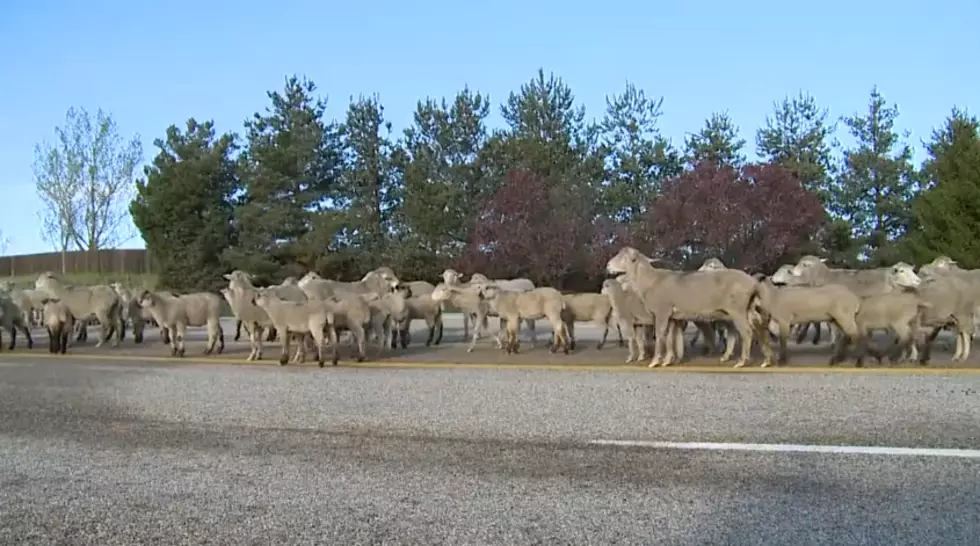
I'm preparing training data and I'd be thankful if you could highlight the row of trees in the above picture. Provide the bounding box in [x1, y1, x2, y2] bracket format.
[33, 70, 980, 290]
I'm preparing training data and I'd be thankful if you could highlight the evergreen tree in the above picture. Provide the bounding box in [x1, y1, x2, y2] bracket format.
[905, 108, 980, 266]
[225, 76, 342, 280]
[832, 87, 916, 262]
[335, 94, 400, 272]
[130, 119, 239, 290]
[600, 82, 682, 224]
[756, 91, 836, 202]
[491, 69, 603, 197]
[684, 112, 746, 169]
[396, 88, 491, 269]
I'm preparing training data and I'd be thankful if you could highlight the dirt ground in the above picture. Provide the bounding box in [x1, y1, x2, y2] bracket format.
[8, 313, 978, 370]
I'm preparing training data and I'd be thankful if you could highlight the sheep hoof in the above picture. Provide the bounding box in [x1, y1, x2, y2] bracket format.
[760, 360, 772, 368]
[170, 348, 178, 357]
[177, 348, 186, 358]
[278, 356, 288, 366]
[732, 361, 747, 368]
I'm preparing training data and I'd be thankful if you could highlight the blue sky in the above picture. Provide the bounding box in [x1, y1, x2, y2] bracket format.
[1, 0, 976, 256]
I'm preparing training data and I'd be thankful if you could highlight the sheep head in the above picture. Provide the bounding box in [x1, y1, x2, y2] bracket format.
[698, 258, 726, 271]
[606, 247, 653, 277]
[888, 262, 922, 289]
[769, 265, 799, 286]
[441, 269, 462, 285]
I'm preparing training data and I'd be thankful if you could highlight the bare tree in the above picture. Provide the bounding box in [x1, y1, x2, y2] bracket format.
[33, 107, 143, 271]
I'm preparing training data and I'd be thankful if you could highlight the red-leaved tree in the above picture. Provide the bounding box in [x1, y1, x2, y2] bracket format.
[645, 162, 825, 271]
[457, 169, 603, 287]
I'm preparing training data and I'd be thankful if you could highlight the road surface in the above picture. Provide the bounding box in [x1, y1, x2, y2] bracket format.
[1, 357, 979, 545]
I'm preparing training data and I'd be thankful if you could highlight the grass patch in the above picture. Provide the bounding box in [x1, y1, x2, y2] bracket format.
[1, 272, 159, 291]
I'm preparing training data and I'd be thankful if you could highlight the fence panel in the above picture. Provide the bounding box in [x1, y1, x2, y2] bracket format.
[0, 249, 154, 278]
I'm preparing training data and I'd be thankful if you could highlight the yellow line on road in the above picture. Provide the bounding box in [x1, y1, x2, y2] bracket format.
[3, 351, 980, 375]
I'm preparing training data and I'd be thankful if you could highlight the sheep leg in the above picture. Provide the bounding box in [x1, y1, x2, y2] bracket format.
[918, 327, 943, 365]
[493, 317, 506, 349]
[423, 318, 436, 347]
[234, 319, 243, 342]
[616, 323, 625, 347]
[525, 319, 537, 348]
[7, 326, 15, 350]
[692, 321, 715, 356]
[266, 326, 278, 343]
[558, 320, 571, 355]
[168, 324, 180, 357]
[434, 315, 444, 345]
[728, 313, 754, 368]
[327, 325, 340, 365]
[956, 325, 973, 362]
[648, 314, 671, 368]
[48, 325, 59, 353]
[18, 321, 33, 350]
[93, 312, 110, 348]
[244, 323, 260, 361]
[776, 322, 791, 365]
[663, 321, 685, 366]
[793, 322, 809, 344]
[505, 318, 520, 354]
[133, 316, 145, 344]
[594, 315, 610, 350]
[203, 319, 220, 355]
[622, 322, 639, 363]
[352, 324, 367, 362]
[466, 310, 488, 352]
[720, 322, 738, 363]
[402, 321, 414, 348]
[310, 328, 326, 368]
[565, 320, 576, 351]
[688, 327, 701, 349]
[462, 313, 470, 340]
[279, 328, 291, 366]
[831, 316, 860, 366]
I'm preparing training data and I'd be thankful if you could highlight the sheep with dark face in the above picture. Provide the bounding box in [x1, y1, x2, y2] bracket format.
[40, 297, 75, 354]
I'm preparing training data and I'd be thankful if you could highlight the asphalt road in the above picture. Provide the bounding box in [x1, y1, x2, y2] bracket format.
[2, 358, 979, 545]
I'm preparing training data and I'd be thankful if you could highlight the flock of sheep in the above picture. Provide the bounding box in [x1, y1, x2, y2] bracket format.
[0, 247, 976, 369]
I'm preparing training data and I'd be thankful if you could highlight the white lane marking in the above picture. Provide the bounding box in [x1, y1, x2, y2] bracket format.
[590, 440, 980, 459]
[0, 361, 35, 368]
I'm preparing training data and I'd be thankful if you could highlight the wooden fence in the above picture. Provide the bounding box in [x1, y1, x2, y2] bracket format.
[0, 249, 154, 278]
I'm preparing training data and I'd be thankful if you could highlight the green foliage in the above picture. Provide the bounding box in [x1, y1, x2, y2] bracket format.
[756, 91, 837, 203]
[905, 109, 980, 267]
[600, 82, 682, 224]
[335, 94, 401, 266]
[130, 119, 239, 291]
[831, 87, 916, 261]
[683, 112, 746, 169]
[114, 68, 975, 289]
[394, 88, 492, 277]
[223, 76, 343, 281]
